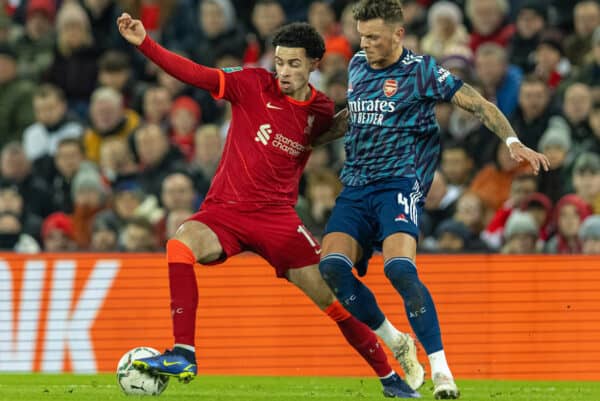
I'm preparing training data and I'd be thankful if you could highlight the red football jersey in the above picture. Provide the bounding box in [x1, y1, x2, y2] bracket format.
[204, 68, 334, 208]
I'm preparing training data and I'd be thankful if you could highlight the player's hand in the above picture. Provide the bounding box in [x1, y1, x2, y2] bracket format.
[508, 141, 550, 175]
[117, 13, 146, 46]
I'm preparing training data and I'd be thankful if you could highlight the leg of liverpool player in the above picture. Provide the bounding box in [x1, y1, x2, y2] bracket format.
[286, 265, 419, 399]
[133, 221, 224, 382]
[318, 233, 425, 393]
[382, 233, 459, 400]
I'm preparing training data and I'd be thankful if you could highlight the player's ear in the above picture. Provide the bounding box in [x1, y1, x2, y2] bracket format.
[309, 58, 320, 72]
[393, 25, 405, 46]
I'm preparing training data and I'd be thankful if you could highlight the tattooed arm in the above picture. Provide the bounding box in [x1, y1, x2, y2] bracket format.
[450, 83, 550, 174]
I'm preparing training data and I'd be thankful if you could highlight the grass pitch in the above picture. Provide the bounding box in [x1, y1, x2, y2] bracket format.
[0, 374, 598, 401]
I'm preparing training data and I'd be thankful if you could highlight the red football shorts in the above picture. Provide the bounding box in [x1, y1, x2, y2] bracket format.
[186, 203, 321, 277]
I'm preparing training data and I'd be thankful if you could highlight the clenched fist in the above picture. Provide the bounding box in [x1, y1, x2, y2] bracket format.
[117, 13, 146, 46]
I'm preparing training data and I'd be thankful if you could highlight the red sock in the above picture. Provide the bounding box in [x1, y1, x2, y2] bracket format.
[325, 300, 392, 377]
[167, 239, 198, 346]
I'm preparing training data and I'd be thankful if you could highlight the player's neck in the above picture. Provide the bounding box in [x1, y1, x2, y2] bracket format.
[371, 46, 405, 70]
[289, 85, 312, 102]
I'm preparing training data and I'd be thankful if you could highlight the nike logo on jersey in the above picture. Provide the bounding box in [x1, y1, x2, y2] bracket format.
[163, 361, 182, 367]
[266, 102, 283, 110]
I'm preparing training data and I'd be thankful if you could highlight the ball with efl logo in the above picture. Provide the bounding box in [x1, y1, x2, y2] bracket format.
[116, 347, 169, 396]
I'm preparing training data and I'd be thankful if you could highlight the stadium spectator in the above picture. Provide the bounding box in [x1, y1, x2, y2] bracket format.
[0, 11, 13, 45]
[42, 138, 89, 214]
[83, 86, 141, 162]
[536, 117, 572, 203]
[564, 0, 600, 67]
[475, 43, 522, 118]
[534, 31, 569, 90]
[169, 96, 201, 162]
[97, 49, 139, 107]
[439, 48, 475, 83]
[248, 0, 286, 66]
[579, 215, 600, 254]
[98, 137, 139, 184]
[566, 27, 600, 101]
[481, 174, 538, 249]
[324, 70, 348, 114]
[45, 1, 100, 115]
[22, 84, 83, 161]
[121, 217, 157, 252]
[467, 0, 515, 53]
[469, 142, 533, 216]
[319, 36, 352, 80]
[0, 141, 52, 218]
[193, 0, 247, 67]
[81, 0, 128, 53]
[340, 3, 360, 52]
[299, 169, 341, 239]
[71, 166, 108, 249]
[510, 75, 554, 149]
[571, 152, 600, 213]
[135, 123, 186, 198]
[308, 0, 339, 39]
[508, 0, 546, 73]
[141, 85, 172, 129]
[560, 83, 593, 152]
[440, 143, 474, 192]
[119, 0, 197, 53]
[112, 180, 147, 227]
[42, 211, 77, 252]
[421, 1, 468, 59]
[501, 211, 539, 254]
[544, 194, 592, 254]
[156, 172, 197, 245]
[191, 124, 222, 196]
[400, 0, 427, 37]
[0, 211, 40, 253]
[0, 181, 42, 241]
[520, 192, 553, 242]
[422, 171, 461, 239]
[453, 191, 486, 237]
[12, 0, 56, 81]
[434, 219, 471, 252]
[90, 212, 120, 251]
[0, 44, 35, 147]
[583, 105, 600, 154]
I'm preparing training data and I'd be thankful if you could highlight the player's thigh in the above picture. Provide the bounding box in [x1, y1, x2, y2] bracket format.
[173, 220, 223, 264]
[321, 187, 375, 262]
[285, 264, 335, 310]
[248, 208, 321, 277]
[320, 232, 362, 263]
[373, 180, 421, 261]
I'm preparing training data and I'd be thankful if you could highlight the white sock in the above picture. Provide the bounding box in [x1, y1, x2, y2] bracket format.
[428, 350, 452, 378]
[374, 318, 401, 348]
[174, 343, 195, 353]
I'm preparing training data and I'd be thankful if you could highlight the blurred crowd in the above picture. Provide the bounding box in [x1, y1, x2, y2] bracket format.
[0, 0, 600, 255]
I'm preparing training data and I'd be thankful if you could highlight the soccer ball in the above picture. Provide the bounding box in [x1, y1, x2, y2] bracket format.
[116, 347, 169, 396]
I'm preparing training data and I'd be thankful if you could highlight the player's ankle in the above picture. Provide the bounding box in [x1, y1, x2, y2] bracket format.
[173, 344, 196, 360]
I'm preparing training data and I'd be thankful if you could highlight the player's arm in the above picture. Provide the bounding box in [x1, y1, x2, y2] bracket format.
[311, 109, 348, 147]
[450, 83, 550, 174]
[117, 13, 221, 93]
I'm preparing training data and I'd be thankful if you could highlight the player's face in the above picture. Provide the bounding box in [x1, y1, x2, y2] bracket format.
[357, 18, 404, 69]
[274, 46, 316, 98]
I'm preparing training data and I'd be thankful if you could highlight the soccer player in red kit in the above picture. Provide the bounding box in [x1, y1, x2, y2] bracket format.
[117, 13, 420, 398]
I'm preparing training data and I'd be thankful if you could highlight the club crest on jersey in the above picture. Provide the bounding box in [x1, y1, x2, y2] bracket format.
[383, 79, 397, 97]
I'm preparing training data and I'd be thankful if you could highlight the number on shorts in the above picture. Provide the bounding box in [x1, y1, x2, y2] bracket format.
[397, 193, 410, 215]
[297, 225, 317, 247]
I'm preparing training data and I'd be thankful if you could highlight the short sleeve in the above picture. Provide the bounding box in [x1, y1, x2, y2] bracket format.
[418, 56, 463, 102]
[211, 67, 266, 103]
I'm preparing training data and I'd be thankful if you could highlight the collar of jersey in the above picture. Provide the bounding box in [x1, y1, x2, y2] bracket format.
[364, 47, 408, 73]
[277, 81, 317, 106]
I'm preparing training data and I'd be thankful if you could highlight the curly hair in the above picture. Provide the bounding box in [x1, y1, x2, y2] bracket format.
[271, 22, 326, 60]
[352, 0, 404, 24]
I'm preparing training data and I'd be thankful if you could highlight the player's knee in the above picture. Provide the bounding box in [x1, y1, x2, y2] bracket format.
[172, 222, 222, 264]
[384, 258, 418, 292]
[318, 255, 353, 286]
